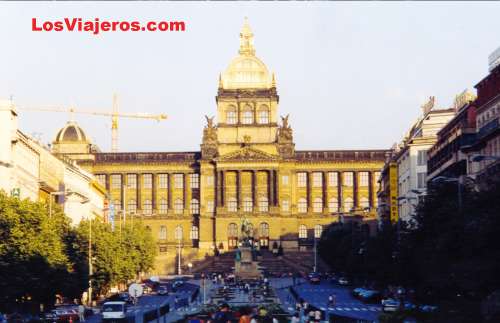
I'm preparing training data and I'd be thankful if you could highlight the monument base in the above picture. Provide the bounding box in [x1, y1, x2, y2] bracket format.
[234, 247, 262, 280]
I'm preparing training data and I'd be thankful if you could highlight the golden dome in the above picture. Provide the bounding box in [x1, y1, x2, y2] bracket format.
[221, 18, 273, 90]
[54, 121, 89, 143]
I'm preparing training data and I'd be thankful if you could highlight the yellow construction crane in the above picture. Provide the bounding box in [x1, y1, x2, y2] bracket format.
[18, 94, 167, 152]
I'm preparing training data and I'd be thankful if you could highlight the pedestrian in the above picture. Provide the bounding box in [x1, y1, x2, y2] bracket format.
[78, 303, 85, 322]
[213, 303, 232, 323]
[291, 312, 300, 323]
[314, 310, 321, 322]
[239, 307, 251, 323]
[332, 293, 336, 307]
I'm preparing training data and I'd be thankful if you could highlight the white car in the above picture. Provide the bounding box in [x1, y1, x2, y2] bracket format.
[338, 277, 349, 285]
[101, 301, 127, 321]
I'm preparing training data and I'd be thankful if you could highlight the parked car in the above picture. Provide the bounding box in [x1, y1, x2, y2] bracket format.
[419, 304, 438, 313]
[352, 287, 367, 297]
[101, 301, 127, 321]
[308, 272, 321, 284]
[45, 305, 80, 322]
[359, 289, 381, 303]
[338, 277, 350, 285]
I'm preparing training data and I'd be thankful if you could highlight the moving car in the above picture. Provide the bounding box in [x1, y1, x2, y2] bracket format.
[157, 285, 169, 296]
[101, 301, 127, 322]
[381, 298, 400, 312]
[338, 277, 349, 285]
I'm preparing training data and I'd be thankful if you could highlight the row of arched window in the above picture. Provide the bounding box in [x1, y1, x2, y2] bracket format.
[227, 222, 269, 237]
[225, 105, 270, 125]
[226, 222, 322, 239]
[227, 197, 268, 213]
[158, 225, 199, 240]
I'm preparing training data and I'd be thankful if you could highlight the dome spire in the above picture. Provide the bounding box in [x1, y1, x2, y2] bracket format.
[239, 17, 255, 56]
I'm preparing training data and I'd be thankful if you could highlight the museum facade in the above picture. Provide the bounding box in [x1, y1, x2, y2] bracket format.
[52, 20, 388, 274]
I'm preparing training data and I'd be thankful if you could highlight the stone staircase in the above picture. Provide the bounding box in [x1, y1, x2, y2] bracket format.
[190, 249, 331, 276]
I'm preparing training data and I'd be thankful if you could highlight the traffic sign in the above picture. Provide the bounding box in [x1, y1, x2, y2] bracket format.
[128, 283, 143, 298]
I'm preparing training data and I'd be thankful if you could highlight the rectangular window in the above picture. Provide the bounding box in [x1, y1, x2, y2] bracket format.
[159, 246, 167, 253]
[190, 173, 200, 189]
[297, 172, 307, 187]
[159, 199, 168, 214]
[417, 172, 427, 189]
[127, 174, 137, 189]
[313, 172, 323, 187]
[282, 175, 289, 185]
[206, 200, 214, 213]
[328, 172, 338, 187]
[159, 226, 167, 240]
[282, 200, 290, 212]
[96, 174, 106, 187]
[343, 172, 353, 187]
[206, 175, 214, 187]
[174, 174, 184, 189]
[417, 150, 428, 166]
[158, 174, 168, 189]
[359, 172, 369, 186]
[143, 174, 152, 189]
[110, 174, 121, 189]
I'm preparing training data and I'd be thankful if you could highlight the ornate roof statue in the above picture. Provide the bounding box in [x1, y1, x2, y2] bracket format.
[201, 115, 218, 159]
[277, 114, 295, 158]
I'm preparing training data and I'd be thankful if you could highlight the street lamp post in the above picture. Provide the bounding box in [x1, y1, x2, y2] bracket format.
[178, 238, 182, 275]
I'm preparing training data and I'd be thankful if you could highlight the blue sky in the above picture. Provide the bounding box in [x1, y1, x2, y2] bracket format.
[1, 2, 499, 152]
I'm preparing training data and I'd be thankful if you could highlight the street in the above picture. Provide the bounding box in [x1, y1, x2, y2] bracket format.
[272, 278, 381, 321]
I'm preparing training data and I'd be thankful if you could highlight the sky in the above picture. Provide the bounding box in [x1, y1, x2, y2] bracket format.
[1, 2, 499, 152]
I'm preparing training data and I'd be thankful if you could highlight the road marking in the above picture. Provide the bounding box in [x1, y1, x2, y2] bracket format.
[353, 308, 360, 311]
[343, 308, 350, 311]
[335, 308, 343, 311]
[360, 308, 368, 311]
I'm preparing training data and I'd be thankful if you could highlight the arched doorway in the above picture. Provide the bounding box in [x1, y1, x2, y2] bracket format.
[228, 223, 238, 249]
[259, 222, 270, 249]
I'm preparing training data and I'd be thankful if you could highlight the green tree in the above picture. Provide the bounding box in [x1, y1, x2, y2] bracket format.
[74, 219, 156, 296]
[0, 191, 77, 311]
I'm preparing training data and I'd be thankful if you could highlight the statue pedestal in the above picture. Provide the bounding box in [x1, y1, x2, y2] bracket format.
[234, 247, 262, 280]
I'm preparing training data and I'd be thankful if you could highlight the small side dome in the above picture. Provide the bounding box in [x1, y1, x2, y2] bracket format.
[54, 121, 89, 143]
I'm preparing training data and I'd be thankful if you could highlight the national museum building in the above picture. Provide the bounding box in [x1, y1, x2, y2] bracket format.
[51, 21, 388, 274]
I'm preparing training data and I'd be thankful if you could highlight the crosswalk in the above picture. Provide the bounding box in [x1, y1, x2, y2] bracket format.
[286, 306, 381, 313]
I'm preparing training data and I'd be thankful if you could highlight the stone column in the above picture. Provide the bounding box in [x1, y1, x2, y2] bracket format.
[136, 173, 142, 213]
[276, 170, 280, 207]
[369, 171, 375, 208]
[237, 170, 242, 211]
[252, 170, 258, 209]
[221, 170, 226, 206]
[268, 170, 274, 206]
[322, 171, 328, 211]
[120, 174, 125, 210]
[353, 171, 358, 208]
[168, 173, 173, 212]
[105, 174, 110, 192]
[152, 173, 157, 211]
[307, 171, 313, 213]
[338, 172, 343, 212]
[215, 170, 220, 207]
[184, 173, 189, 210]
